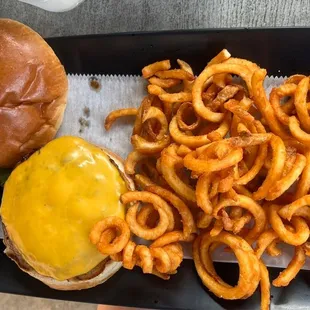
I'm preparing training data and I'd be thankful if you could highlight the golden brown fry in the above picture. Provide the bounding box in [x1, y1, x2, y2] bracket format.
[252, 69, 291, 140]
[207, 112, 232, 142]
[213, 194, 266, 244]
[196, 211, 213, 229]
[176, 102, 201, 131]
[259, 261, 271, 310]
[212, 73, 232, 89]
[169, 116, 210, 148]
[207, 49, 231, 66]
[136, 204, 158, 229]
[272, 246, 306, 287]
[269, 204, 309, 246]
[176, 144, 192, 157]
[193, 232, 260, 299]
[289, 116, 310, 146]
[177, 59, 194, 91]
[146, 184, 196, 237]
[142, 60, 171, 78]
[232, 212, 252, 235]
[184, 147, 243, 174]
[295, 151, 310, 199]
[133, 95, 152, 135]
[285, 74, 307, 85]
[131, 134, 170, 154]
[210, 219, 224, 237]
[266, 153, 306, 201]
[279, 194, 310, 221]
[192, 62, 255, 121]
[294, 77, 310, 132]
[161, 151, 196, 202]
[270, 83, 296, 125]
[150, 230, 194, 248]
[253, 135, 286, 201]
[202, 83, 220, 104]
[89, 217, 130, 255]
[208, 85, 240, 111]
[104, 108, 138, 130]
[177, 59, 194, 75]
[255, 228, 279, 259]
[155, 69, 195, 81]
[122, 191, 175, 239]
[159, 92, 192, 103]
[266, 240, 282, 257]
[196, 173, 213, 215]
[142, 106, 168, 141]
[149, 77, 181, 88]
[125, 150, 150, 175]
[147, 84, 166, 96]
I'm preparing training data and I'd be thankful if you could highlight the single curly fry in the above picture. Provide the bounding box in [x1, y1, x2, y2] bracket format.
[89, 217, 130, 255]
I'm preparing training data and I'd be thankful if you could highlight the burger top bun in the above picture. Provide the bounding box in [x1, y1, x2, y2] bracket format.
[0, 19, 68, 168]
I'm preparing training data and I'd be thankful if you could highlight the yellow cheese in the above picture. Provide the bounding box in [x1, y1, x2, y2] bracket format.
[1, 136, 127, 281]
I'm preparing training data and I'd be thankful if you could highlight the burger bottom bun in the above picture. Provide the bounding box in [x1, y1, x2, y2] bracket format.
[3, 226, 122, 290]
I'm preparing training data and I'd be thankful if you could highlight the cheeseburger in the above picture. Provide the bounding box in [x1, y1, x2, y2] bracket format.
[1, 136, 134, 290]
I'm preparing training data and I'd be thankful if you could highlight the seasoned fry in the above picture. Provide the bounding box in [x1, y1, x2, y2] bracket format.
[125, 151, 149, 175]
[207, 112, 232, 142]
[169, 116, 210, 148]
[295, 152, 310, 199]
[146, 184, 196, 237]
[252, 69, 291, 140]
[149, 77, 181, 88]
[269, 204, 309, 246]
[266, 153, 306, 201]
[289, 116, 310, 146]
[213, 195, 266, 243]
[150, 230, 194, 248]
[104, 108, 138, 130]
[196, 173, 213, 215]
[147, 84, 166, 96]
[259, 261, 271, 310]
[272, 246, 306, 287]
[155, 69, 195, 81]
[294, 77, 310, 132]
[122, 191, 175, 239]
[207, 49, 231, 66]
[176, 102, 201, 131]
[208, 85, 240, 111]
[89, 217, 130, 255]
[142, 60, 171, 78]
[184, 148, 243, 174]
[161, 151, 196, 202]
[270, 83, 296, 125]
[159, 92, 192, 103]
[253, 135, 286, 200]
[142, 106, 168, 141]
[193, 232, 260, 299]
[279, 194, 310, 221]
[177, 59, 194, 91]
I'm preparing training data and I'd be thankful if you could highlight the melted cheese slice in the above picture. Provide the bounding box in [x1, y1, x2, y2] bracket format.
[1, 136, 127, 280]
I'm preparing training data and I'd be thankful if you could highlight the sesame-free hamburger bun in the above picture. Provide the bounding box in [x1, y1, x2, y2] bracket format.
[0, 19, 68, 168]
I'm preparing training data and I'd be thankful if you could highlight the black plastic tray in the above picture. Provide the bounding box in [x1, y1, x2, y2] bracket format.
[1, 29, 310, 310]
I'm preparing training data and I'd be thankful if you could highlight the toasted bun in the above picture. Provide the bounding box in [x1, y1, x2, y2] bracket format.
[2, 147, 135, 290]
[0, 19, 68, 168]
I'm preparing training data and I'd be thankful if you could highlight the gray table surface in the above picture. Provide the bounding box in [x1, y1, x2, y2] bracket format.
[1, 0, 310, 38]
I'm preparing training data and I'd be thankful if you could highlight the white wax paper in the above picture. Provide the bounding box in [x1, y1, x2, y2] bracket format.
[4, 73, 310, 270]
